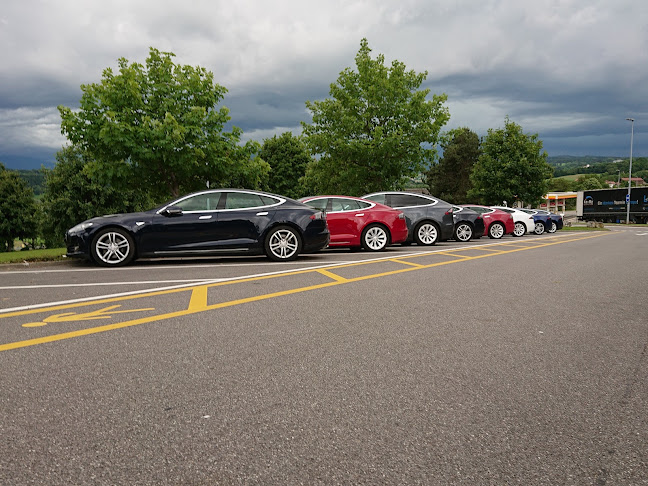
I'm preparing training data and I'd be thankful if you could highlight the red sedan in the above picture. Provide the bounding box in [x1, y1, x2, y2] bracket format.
[299, 196, 408, 251]
[461, 205, 515, 239]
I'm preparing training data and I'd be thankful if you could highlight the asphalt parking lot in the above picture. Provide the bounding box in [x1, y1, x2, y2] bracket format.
[1, 230, 647, 485]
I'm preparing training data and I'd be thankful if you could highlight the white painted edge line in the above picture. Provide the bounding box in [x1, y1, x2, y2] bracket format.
[0, 279, 216, 290]
[0, 234, 572, 315]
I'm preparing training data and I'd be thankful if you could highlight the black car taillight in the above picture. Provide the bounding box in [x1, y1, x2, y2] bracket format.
[310, 211, 325, 220]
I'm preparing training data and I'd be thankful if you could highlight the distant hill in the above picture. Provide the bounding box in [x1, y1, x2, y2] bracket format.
[15, 169, 46, 196]
[547, 155, 623, 169]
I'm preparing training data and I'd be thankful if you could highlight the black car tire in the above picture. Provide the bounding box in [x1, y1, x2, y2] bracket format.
[548, 221, 557, 233]
[454, 222, 473, 242]
[534, 222, 545, 235]
[265, 225, 302, 261]
[513, 222, 526, 237]
[91, 228, 136, 267]
[361, 224, 389, 251]
[414, 221, 439, 246]
[488, 222, 505, 239]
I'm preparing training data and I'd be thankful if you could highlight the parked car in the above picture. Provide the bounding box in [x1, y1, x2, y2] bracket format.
[451, 206, 485, 242]
[518, 209, 553, 234]
[490, 206, 536, 237]
[532, 209, 564, 233]
[299, 195, 408, 251]
[361, 191, 454, 246]
[65, 189, 330, 266]
[461, 205, 515, 239]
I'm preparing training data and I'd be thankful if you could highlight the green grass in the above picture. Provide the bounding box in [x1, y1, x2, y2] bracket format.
[0, 248, 67, 264]
[560, 226, 610, 231]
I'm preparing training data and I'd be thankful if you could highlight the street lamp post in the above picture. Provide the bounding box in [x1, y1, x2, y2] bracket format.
[626, 118, 634, 224]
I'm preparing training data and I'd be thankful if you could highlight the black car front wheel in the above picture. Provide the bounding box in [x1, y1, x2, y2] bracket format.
[91, 228, 136, 267]
[534, 222, 545, 235]
[265, 226, 302, 261]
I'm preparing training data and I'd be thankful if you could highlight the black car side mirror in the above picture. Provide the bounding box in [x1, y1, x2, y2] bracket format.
[161, 206, 183, 217]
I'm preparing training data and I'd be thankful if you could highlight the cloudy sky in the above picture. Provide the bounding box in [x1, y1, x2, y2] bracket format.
[1, 0, 647, 170]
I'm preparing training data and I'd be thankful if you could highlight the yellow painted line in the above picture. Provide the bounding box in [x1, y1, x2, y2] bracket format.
[0, 232, 612, 353]
[436, 252, 472, 259]
[316, 269, 349, 282]
[187, 285, 208, 311]
[0, 281, 342, 352]
[389, 259, 425, 268]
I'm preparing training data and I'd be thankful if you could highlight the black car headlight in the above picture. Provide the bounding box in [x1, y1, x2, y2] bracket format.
[68, 222, 94, 234]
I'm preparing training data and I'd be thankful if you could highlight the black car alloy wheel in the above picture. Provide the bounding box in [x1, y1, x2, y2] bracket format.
[265, 226, 302, 261]
[91, 228, 136, 267]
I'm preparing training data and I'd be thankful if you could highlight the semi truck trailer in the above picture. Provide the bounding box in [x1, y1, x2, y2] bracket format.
[576, 187, 648, 224]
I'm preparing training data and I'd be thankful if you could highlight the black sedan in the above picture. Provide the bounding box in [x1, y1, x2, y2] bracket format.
[65, 189, 330, 266]
[361, 191, 455, 245]
[451, 206, 485, 242]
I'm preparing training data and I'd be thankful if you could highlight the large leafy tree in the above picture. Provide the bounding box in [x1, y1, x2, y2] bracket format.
[301, 38, 449, 196]
[58, 48, 268, 201]
[0, 163, 38, 251]
[468, 118, 553, 206]
[259, 132, 311, 199]
[40, 146, 153, 247]
[425, 127, 480, 203]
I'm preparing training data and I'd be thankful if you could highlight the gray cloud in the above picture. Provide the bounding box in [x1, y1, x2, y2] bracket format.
[1, 0, 646, 169]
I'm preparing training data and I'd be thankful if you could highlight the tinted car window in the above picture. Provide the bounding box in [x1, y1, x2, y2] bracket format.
[225, 192, 274, 209]
[364, 194, 386, 204]
[390, 194, 434, 208]
[175, 193, 221, 211]
[465, 206, 493, 214]
[304, 198, 328, 211]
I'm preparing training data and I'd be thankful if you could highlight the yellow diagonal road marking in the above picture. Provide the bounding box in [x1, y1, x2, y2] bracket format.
[0, 232, 612, 352]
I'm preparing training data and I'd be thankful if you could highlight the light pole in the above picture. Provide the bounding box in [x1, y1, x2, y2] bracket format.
[626, 118, 634, 224]
[616, 169, 621, 188]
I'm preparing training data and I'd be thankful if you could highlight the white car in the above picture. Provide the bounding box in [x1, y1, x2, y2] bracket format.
[490, 206, 535, 237]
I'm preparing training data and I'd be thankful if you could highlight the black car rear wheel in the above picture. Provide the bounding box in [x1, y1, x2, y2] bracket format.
[91, 228, 136, 267]
[548, 221, 557, 233]
[265, 226, 301, 261]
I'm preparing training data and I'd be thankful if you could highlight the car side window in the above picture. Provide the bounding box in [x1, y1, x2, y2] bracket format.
[305, 198, 328, 211]
[331, 198, 361, 212]
[364, 194, 385, 204]
[225, 192, 268, 209]
[175, 193, 221, 212]
[390, 194, 432, 208]
[356, 201, 372, 209]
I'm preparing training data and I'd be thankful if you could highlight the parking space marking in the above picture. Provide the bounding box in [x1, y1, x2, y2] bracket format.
[0, 232, 612, 353]
[316, 269, 350, 283]
[389, 259, 425, 268]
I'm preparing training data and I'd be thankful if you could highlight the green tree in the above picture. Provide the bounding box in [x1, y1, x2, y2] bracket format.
[301, 38, 449, 195]
[425, 127, 480, 203]
[40, 146, 153, 247]
[259, 132, 311, 199]
[573, 174, 606, 191]
[546, 177, 575, 192]
[58, 47, 268, 201]
[0, 163, 38, 251]
[468, 117, 553, 206]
